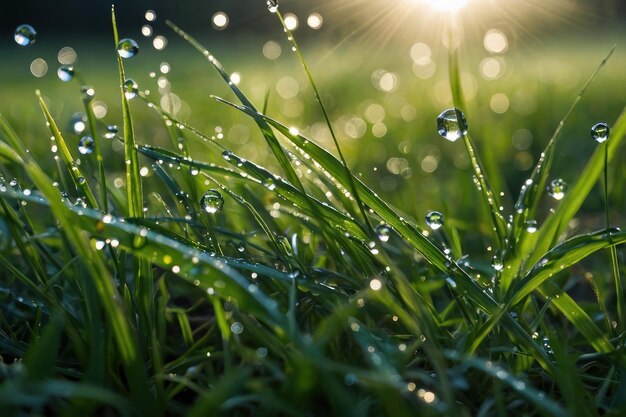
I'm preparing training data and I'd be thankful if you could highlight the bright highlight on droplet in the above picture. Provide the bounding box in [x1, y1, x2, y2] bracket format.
[145, 10, 156, 22]
[212, 12, 229, 30]
[141, 25, 153, 37]
[230, 72, 241, 85]
[284, 13, 299, 30]
[423, 0, 469, 12]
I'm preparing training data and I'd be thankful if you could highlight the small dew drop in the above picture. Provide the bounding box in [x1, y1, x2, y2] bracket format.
[437, 108, 467, 142]
[591, 122, 610, 143]
[104, 125, 118, 139]
[57, 65, 75, 82]
[14, 24, 37, 46]
[525, 219, 538, 233]
[200, 190, 224, 214]
[123, 79, 139, 99]
[78, 136, 95, 155]
[425, 211, 444, 230]
[267, 0, 279, 13]
[375, 224, 392, 242]
[117, 38, 139, 58]
[547, 179, 567, 201]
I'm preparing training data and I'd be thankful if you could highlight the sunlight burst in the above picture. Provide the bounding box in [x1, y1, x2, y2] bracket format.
[422, 0, 469, 12]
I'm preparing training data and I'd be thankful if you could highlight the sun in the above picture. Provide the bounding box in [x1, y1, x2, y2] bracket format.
[423, 0, 470, 12]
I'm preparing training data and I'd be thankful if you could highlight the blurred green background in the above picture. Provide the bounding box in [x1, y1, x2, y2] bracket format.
[1, 0, 625, 241]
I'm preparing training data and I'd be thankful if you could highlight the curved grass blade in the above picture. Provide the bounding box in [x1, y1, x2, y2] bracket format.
[525, 106, 626, 269]
[36, 91, 98, 209]
[512, 229, 625, 306]
[446, 351, 570, 417]
[274, 10, 374, 234]
[503, 47, 618, 290]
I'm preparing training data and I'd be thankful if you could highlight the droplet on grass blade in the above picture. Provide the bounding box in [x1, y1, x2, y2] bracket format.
[117, 38, 139, 58]
[267, 0, 278, 13]
[200, 190, 224, 214]
[104, 125, 118, 139]
[547, 179, 567, 200]
[375, 224, 392, 242]
[123, 79, 138, 99]
[437, 108, 467, 142]
[525, 219, 538, 233]
[78, 136, 95, 155]
[14, 24, 37, 46]
[70, 113, 87, 134]
[425, 211, 444, 230]
[591, 122, 610, 143]
[57, 65, 75, 82]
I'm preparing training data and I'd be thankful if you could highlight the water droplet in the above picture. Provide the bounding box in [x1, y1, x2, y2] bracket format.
[104, 125, 118, 139]
[491, 257, 504, 271]
[525, 219, 538, 233]
[78, 136, 95, 155]
[425, 211, 444, 230]
[547, 179, 567, 200]
[57, 65, 75, 82]
[375, 224, 392, 242]
[81, 85, 95, 100]
[200, 190, 224, 214]
[117, 38, 139, 58]
[123, 79, 138, 99]
[74, 197, 87, 208]
[70, 113, 86, 134]
[231, 322, 243, 334]
[591, 122, 610, 143]
[262, 177, 276, 190]
[267, 0, 279, 13]
[437, 108, 467, 142]
[14, 24, 37, 46]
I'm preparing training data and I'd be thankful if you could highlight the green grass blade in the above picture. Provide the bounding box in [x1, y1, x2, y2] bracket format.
[526, 106, 626, 269]
[35, 91, 98, 209]
[274, 10, 373, 233]
[503, 47, 617, 290]
[111, 7, 143, 219]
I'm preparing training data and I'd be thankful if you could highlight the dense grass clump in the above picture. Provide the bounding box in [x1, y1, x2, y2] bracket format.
[0, 5, 625, 417]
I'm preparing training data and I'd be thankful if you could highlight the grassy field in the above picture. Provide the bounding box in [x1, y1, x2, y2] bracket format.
[0, 5, 625, 417]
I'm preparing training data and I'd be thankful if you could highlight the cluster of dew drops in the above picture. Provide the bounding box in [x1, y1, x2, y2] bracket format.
[11, 15, 612, 262]
[13, 16, 229, 217]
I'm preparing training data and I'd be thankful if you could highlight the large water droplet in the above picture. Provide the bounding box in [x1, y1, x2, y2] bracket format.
[104, 125, 118, 139]
[123, 79, 139, 99]
[200, 190, 224, 214]
[78, 136, 95, 155]
[267, 0, 279, 13]
[117, 38, 139, 58]
[437, 108, 467, 142]
[425, 211, 444, 230]
[375, 224, 392, 242]
[547, 179, 567, 200]
[57, 65, 75, 82]
[14, 24, 37, 46]
[591, 122, 610, 143]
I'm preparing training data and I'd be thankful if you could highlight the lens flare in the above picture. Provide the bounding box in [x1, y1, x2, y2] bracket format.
[423, 0, 469, 12]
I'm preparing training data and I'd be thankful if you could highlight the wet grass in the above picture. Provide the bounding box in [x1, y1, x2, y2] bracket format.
[0, 5, 625, 417]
